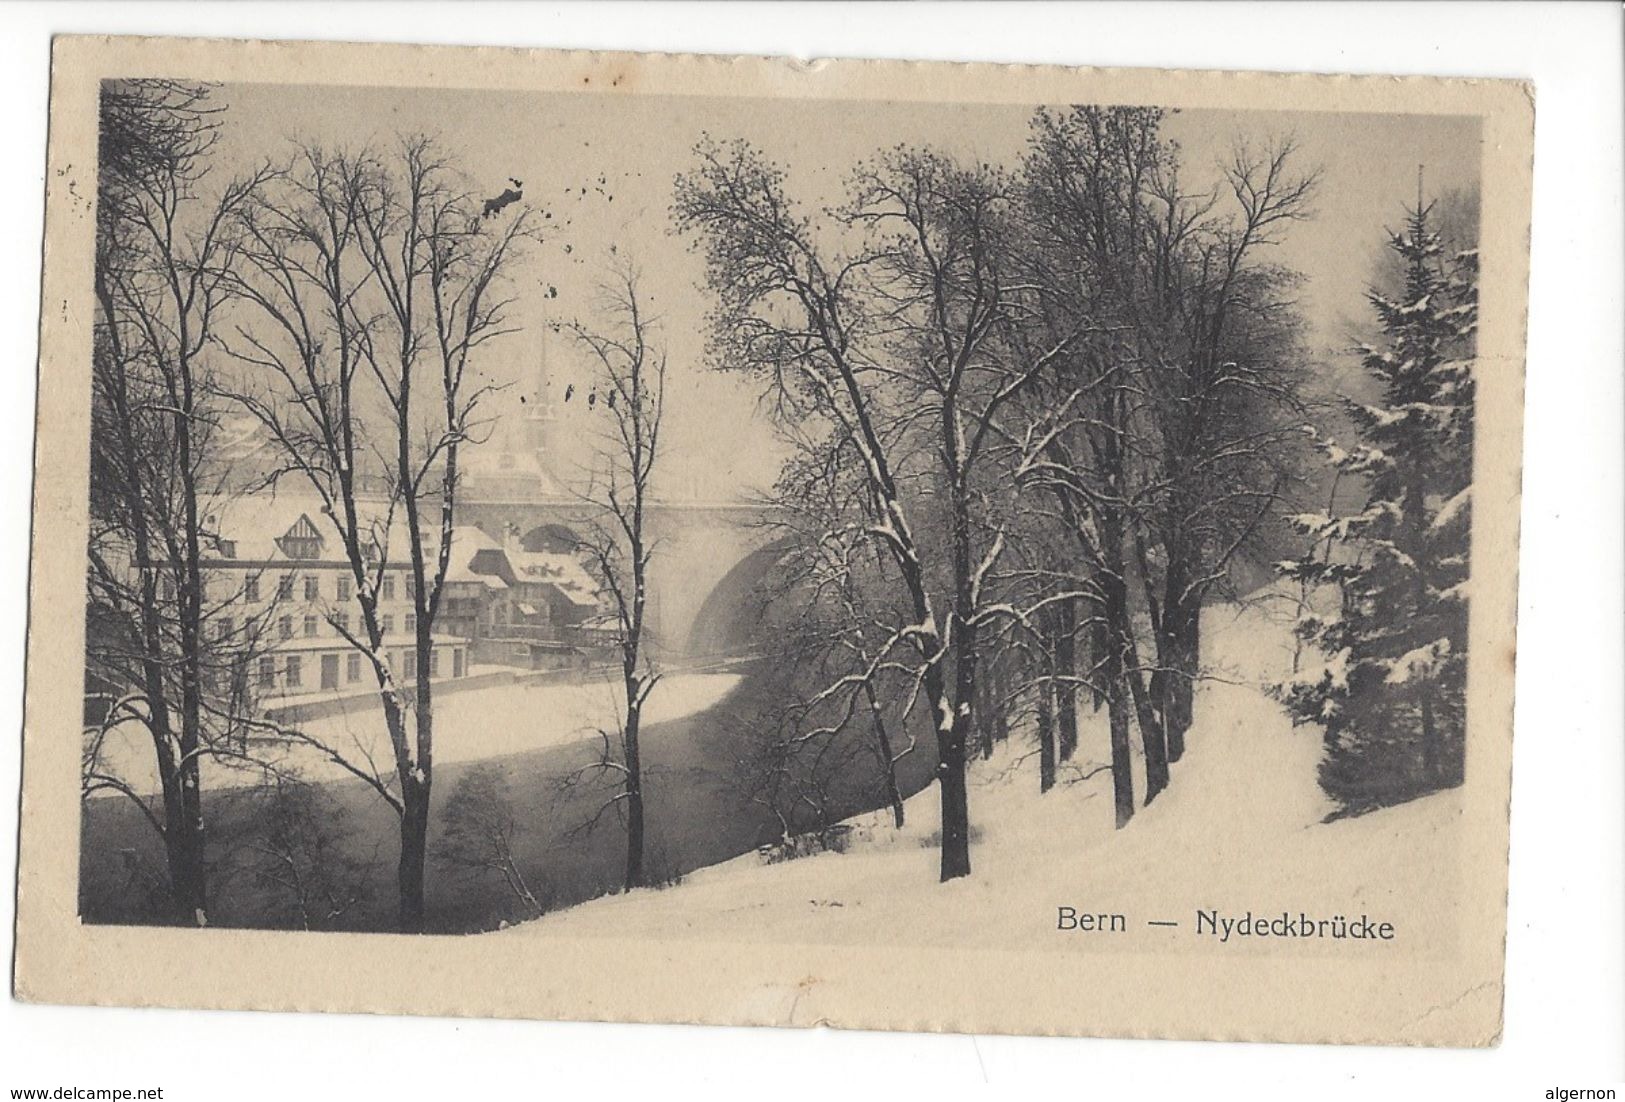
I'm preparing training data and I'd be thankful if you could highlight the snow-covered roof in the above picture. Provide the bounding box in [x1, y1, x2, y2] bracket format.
[203, 493, 419, 566]
[509, 549, 599, 608]
[444, 561, 509, 589]
[442, 527, 512, 589]
[445, 525, 502, 554]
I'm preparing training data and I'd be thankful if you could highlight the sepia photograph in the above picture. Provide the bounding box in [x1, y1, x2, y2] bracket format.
[76, 81, 1487, 938]
[14, 32, 1542, 1052]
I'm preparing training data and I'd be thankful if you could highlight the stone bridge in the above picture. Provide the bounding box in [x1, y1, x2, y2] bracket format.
[455, 493, 788, 658]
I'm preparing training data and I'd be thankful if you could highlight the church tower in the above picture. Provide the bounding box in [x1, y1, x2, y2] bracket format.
[522, 335, 558, 467]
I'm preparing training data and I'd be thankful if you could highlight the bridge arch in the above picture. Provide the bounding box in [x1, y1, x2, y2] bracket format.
[454, 496, 785, 659]
[683, 537, 796, 657]
[520, 522, 585, 553]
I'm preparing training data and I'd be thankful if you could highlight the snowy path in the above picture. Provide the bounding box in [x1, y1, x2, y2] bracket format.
[90, 671, 743, 796]
[507, 597, 1465, 956]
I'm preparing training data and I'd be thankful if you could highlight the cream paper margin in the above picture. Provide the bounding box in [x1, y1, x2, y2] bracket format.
[15, 34, 1533, 1045]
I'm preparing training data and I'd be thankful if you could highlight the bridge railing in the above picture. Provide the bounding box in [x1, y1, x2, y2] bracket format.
[485, 624, 557, 643]
[478, 624, 620, 651]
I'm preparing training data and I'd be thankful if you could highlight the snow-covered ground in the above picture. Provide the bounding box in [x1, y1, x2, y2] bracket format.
[508, 594, 1465, 956]
[88, 670, 743, 795]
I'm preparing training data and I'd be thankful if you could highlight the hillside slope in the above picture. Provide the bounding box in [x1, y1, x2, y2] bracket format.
[508, 595, 1466, 952]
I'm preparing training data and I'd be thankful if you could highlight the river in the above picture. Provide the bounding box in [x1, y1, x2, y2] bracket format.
[79, 660, 937, 933]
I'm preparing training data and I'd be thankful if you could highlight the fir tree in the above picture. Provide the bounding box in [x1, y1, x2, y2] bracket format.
[1277, 196, 1478, 814]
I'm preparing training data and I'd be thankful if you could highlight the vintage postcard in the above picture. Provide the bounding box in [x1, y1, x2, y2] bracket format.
[15, 35, 1531, 1044]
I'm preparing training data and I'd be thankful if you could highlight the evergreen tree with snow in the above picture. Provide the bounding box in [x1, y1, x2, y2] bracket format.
[1277, 196, 1478, 815]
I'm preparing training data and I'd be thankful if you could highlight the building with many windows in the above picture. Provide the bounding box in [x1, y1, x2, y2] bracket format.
[437, 526, 515, 641]
[506, 547, 600, 639]
[431, 525, 610, 668]
[199, 495, 469, 702]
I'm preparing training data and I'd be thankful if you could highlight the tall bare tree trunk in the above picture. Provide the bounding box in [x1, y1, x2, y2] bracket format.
[171, 306, 209, 927]
[96, 269, 209, 924]
[940, 449, 979, 882]
[863, 681, 905, 828]
[568, 270, 662, 894]
[172, 538, 208, 924]
[1106, 662, 1135, 829]
[1054, 597, 1079, 762]
[976, 665, 997, 761]
[1077, 562, 1135, 827]
[1120, 621, 1170, 804]
[992, 653, 1011, 745]
[936, 731, 971, 880]
[1086, 601, 1110, 713]
[1037, 618, 1057, 794]
[398, 778, 429, 933]
[376, 682, 427, 933]
[623, 697, 645, 890]
[1155, 548, 1200, 763]
[1100, 513, 1169, 803]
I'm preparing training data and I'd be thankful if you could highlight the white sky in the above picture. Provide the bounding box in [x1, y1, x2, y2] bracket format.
[208, 83, 1482, 501]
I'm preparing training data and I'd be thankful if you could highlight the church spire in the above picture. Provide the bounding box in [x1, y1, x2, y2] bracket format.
[524, 331, 556, 462]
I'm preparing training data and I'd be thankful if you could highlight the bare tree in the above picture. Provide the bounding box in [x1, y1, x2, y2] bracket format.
[1132, 137, 1317, 760]
[1005, 107, 1316, 824]
[218, 774, 378, 931]
[764, 440, 918, 828]
[87, 79, 272, 923]
[1010, 106, 1186, 815]
[991, 522, 1083, 794]
[221, 137, 530, 931]
[562, 265, 665, 892]
[434, 764, 547, 919]
[1003, 344, 1161, 823]
[676, 140, 1080, 881]
[705, 685, 865, 856]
